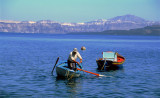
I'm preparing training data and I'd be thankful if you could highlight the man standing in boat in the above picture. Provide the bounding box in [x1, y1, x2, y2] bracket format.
[68, 48, 82, 70]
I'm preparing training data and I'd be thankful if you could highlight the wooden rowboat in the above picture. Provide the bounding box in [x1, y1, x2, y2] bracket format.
[56, 61, 82, 78]
[96, 51, 125, 70]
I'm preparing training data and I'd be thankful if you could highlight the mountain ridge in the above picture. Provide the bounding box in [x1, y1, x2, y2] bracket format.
[69, 25, 160, 36]
[0, 15, 160, 34]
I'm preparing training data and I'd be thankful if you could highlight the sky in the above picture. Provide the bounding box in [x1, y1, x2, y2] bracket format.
[0, 0, 160, 22]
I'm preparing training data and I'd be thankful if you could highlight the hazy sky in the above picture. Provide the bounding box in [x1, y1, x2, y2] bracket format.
[0, 0, 160, 22]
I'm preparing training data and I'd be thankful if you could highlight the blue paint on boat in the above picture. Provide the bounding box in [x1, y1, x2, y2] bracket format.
[56, 61, 82, 78]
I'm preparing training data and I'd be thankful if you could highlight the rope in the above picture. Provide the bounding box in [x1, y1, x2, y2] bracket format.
[101, 60, 106, 70]
[65, 68, 76, 80]
[68, 73, 75, 80]
[68, 70, 77, 80]
[65, 70, 70, 78]
[67, 63, 81, 80]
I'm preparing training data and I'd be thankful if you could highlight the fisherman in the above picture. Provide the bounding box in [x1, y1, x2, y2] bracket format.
[68, 48, 82, 70]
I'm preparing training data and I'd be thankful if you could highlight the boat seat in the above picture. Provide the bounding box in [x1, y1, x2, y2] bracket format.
[103, 52, 117, 61]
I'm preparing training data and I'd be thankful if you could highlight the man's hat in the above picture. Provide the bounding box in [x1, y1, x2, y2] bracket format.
[73, 48, 78, 52]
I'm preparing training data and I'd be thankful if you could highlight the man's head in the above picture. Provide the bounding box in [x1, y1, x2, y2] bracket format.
[73, 48, 78, 53]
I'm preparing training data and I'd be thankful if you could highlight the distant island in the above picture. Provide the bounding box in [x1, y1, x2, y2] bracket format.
[0, 14, 160, 35]
[69, 25, 160, 36]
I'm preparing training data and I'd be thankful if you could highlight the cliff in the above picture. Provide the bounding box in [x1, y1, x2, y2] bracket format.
[0, 15, 160, 34]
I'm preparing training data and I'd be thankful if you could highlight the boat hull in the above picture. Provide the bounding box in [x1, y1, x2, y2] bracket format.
[56, 62, 81, 78]
[96, 52, 125, 70]
[96, 60, 123, 70]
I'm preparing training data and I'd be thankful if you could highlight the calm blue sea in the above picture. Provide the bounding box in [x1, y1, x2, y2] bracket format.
[0, 33, 160, 98]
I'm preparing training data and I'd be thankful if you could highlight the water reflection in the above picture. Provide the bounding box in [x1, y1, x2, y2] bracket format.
[55, 76, 82, 97]
[55, 76, 80, 88]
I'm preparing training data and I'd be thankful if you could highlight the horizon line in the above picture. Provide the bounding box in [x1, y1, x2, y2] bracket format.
[0, 14, 159, 23]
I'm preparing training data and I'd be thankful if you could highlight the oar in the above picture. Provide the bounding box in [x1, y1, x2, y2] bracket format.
[51, 57, 59, 75]
[77, 68, 104, 77]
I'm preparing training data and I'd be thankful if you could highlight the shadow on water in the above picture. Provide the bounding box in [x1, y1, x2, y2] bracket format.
[55, 76, 81, 86]
[54, 76, 82, 97]
[96, 67, 125, 79]
[0, 90, 10, 98]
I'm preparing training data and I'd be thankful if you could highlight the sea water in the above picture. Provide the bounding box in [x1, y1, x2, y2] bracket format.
[0, 33, 160, 97]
